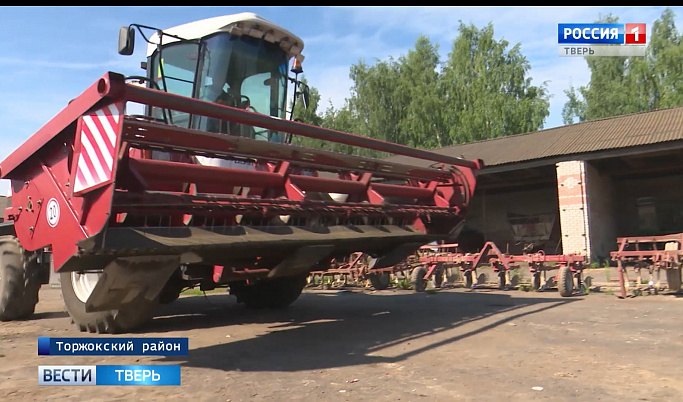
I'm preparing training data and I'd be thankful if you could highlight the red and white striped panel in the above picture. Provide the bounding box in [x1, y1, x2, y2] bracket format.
[73, 103, 123, 194]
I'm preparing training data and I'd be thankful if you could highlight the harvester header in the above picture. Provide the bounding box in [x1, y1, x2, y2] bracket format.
[0, 13, 482, 333]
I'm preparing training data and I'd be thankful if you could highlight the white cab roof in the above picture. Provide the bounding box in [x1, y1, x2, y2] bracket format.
[146, 12, 305, 61]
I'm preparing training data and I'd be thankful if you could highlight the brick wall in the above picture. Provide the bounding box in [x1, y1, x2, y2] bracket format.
[556, 160, 590, 257]
[556, 160, 618, 262]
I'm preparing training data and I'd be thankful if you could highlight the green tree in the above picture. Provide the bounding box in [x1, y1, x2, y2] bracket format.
[396, 36, 446, 149]
[649, 8, 683, 108]
[316, 22, 549, 153]
[562, 8, 683, 124]
[441, 22, 549, 144]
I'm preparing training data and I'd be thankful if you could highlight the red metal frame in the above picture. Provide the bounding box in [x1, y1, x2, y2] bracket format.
[0, 72, 482, 274]
[610, 233, 683, 298]
[307, 241, 586, 291]
[415, 242, 585, 289]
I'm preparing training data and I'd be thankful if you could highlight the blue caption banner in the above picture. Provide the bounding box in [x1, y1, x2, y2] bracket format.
[97, 365, 181, 386]
[38, 365, 181, 386]
[38, 337, 189, 356]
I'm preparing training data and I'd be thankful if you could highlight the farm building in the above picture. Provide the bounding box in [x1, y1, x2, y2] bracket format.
[387, 106, 683, 263]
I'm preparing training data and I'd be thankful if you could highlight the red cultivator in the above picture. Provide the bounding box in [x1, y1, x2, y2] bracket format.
[411, 242, 586, 296]
[308, 241, 586, 297]
[610, 233, 683, 298]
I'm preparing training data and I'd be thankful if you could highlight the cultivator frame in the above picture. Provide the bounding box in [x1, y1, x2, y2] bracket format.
[0, 72, 482, 313]
[307, 241, 586, 297]
[610, 233, 683, 298]
[412, 242, 585, 296]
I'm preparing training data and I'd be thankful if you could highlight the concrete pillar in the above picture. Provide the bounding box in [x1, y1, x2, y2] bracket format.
[556, 160, 590, 258]
[556, 160, 617, 263]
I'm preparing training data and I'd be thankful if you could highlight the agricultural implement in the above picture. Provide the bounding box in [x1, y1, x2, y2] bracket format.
[610, 233, 683, 298]
[0, 13, 481, 333]
[410, 242, 586, 296]
[308, 241, 586, 297]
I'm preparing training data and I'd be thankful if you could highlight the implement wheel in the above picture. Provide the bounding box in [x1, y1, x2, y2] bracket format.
[532, 272, 542, 291]
[60, 271, 158, 334]
[410, 266, 428, 293]
[666, 267, 682, 292]
[433, 263, 444, 288]
[368, 272, 391, 290]
[0, 236, 42, 321]
[230, 274, 307, 309]
[464, 270, 474, 288]
[558, 266, 574, 297]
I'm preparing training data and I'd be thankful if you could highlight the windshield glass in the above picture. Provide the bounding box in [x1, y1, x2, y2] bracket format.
[194, 33, 289, 142]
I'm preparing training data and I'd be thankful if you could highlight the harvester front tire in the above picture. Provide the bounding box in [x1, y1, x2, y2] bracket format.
[0, 236, 41, 321]
[60, 272, 158, 334]
[231, 274, 307, 309]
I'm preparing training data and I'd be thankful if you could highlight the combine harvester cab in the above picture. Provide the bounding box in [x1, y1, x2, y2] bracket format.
[0, 13, 482, 333]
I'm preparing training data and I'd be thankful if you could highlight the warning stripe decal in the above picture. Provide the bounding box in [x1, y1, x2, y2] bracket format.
[73, 103, 122, 194]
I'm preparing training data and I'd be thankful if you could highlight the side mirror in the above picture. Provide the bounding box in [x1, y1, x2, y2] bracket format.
[118, 26, 136, 56]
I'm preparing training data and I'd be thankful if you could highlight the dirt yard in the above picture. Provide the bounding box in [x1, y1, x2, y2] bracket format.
[1, 280, 682, 401]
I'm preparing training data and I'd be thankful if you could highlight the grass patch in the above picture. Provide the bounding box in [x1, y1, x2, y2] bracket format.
[396, 278, 411, 290]
[181, 288, 221, 296]
[518, 284, 532, 292]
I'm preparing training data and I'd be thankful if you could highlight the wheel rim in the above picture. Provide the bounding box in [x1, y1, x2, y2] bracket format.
[71, 272, 101, 303]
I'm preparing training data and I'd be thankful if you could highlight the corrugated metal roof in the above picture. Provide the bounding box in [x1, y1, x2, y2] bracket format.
[385, 106, 683, 169]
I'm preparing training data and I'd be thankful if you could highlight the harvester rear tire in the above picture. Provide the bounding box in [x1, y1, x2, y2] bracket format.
[558, 266, 574, 297]
[666, 267, 682, 292]
[0, 236, 41, 321]
[368, 272, 391, 290]
[231, 274, 307, 309]
[410, 266, 428, 293]
[60, 272, 158, 334]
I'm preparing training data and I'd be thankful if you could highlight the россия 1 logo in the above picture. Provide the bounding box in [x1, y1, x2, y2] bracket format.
[558, 23, 647, 57]
[558, 23, 646, 44]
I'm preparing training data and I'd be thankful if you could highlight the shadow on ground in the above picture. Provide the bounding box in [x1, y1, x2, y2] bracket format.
[149, 289, 577, 372]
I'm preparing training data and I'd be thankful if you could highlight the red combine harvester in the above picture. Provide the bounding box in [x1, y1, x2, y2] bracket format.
[0, 13, 481, 333]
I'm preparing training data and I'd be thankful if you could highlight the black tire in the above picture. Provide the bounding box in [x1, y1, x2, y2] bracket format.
[368, 272, 391, 290]
[558, 266, 574, 297]
[464, 270, 474, 288]
[230, 274, 307, 309]
[532, 272, 542, 291]
[666, 267, 682, 292]
[410, 266, 428, 293]
[0, 236, 42, 321]
[433, 264, 444, 288]
[498, 271, 507, 290]
[60, 272, 158, 334]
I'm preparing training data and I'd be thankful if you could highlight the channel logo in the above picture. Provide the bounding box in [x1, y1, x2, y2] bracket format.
[558, 23, 646, 44]
[625, 23, 646, 44]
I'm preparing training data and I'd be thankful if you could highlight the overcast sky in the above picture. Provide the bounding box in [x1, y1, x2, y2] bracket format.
[0, 6, 680, 195]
